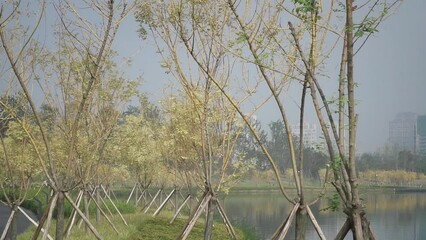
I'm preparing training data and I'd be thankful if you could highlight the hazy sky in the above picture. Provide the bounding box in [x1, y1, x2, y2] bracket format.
[3, 1, 424, 153]
[355, 0, 426, 152]
[113, 1, 424, 153]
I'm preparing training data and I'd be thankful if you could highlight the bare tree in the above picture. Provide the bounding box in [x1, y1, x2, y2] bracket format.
[138, 0, 402, 239]
[0, 1, 134, 239]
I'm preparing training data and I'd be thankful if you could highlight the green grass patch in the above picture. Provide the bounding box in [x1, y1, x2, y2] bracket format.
[61, 200, 136, 218]
[17, 211, 248, 240]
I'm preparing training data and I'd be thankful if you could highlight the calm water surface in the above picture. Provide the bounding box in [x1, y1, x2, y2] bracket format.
[222, 190, 426, 240]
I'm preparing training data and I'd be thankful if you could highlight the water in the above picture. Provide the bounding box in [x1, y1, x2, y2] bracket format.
[1, 190, 425, 239]
[222, 190, 426, 239]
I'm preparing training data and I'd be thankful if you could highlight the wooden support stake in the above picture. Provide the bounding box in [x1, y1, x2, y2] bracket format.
[306, 205, 326, 240]
[180, 191, 192, 210]
[335, 218, 351, 240]
[170, 194, 191, 224]
[136, 188, 147, 205]
[153, 189, 176, 217]
[178, 192, 212, 240]
[143, 189, 162, 213]
[32, 190, 56, 240]
[272, 202, 300, 240]
[42, 193, 58, 240]
[101, 185, 128, 226]
[98, 191, 114, 217]
[64, 190, 83, 239]
[0, 208, 16, 240]
[110, 188, 119, 202]
[88, 189, 120, 234]
[17, 206, 53, 240]
[64, 192, 103, 240]
[216, 199, 237, 239]
[126, 184, 136, 204]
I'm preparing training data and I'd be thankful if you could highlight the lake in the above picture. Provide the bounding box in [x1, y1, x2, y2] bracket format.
[222, 190, 426, 240]
[1, 190, 425, 239]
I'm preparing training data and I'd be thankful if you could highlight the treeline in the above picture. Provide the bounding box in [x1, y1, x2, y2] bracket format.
[357, 149, 426, 173]
[234, 120, 327, 181]
[359, 170, 426, 186]
[3, 93, 423, 189]
[0, 93, 328, 187]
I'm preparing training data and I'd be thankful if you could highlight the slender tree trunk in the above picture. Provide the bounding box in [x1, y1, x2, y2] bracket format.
[295, 206, 308, 240]
[204, 198, 217, 240]
[295, 205, 307, 240]
[83, 191, 90, 233]
[345, 0, 367, 239]
[10, 210, 18, 240]
[135, 184, 139, 206]
[55, 191, 65, 240]
[96, 187, 101, 223]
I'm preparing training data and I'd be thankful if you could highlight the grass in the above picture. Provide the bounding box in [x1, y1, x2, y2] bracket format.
[17, 211, 249, 240]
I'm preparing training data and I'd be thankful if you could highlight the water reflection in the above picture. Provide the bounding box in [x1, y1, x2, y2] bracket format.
[222, 191, 426, 240]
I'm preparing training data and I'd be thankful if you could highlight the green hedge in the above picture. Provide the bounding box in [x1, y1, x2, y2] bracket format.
[1, 190, 135, 219]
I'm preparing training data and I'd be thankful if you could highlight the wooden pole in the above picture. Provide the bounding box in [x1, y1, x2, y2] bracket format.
[335, 218, 351, 240]
[101, 185, 128, 226]
[143, 189, 162, 213]
[170, 194, 191, 224]
[109, 187, 119, 202]
[17, 206, 53, 240]
[272, 202, 300, 240]
[87, 190, 120, 234]
[126, 184, 136, 204]
[180, 191, 192, 210]
[153, 188, 176, 216]
[32, 190, 56, 240]
[178, 192, 212, 240]
[135, 188, 147, 205]
[306, 205, 326, 240]
[216, 199, 237, 239]
[64, 192, 104, 240]
[0, 209, 16, 240]
[64, 190, 83, 239]
[98, 191, 114, 217]
[42, 193, 58, 240]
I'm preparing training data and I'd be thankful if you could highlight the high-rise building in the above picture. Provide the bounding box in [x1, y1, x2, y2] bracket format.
[290, 121, 318, 147]
[389, 112, 417, 153]
[417, 115, 426, 156]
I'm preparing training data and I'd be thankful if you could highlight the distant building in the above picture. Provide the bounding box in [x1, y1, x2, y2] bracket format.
[290, 121, 318, 147]
[417, 115, 426, 156]
[389, 112, 417, 153]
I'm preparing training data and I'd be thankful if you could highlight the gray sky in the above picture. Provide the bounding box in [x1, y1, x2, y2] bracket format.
[115, 0, 424, 153]
[355, 0, 426, 152]
[3, 1, 423, 153]
[112, 0, 426, 153]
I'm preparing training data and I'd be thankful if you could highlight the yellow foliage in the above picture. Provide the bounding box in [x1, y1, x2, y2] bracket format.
[359, 170, 421, 186]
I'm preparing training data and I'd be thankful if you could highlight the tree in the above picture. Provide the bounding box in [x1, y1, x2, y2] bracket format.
[0, 97, 39, 240]
[115, 98, 165, 190]
[136, 1, 322, 239]
[235, 119, 269, 171]
[267, 120, 291, 174]
[0, 1, 135, 239]
[287, 0, 402, 238]
[138, 0, 402, 239]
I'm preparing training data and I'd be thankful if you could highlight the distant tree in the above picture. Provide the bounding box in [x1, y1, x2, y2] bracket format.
[267, 120, 291, 173]
[0, 94, 27, 138]
[301, 147, 327, 181]
[235, 119, 269, 171]
[0, 0, 134, 239]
